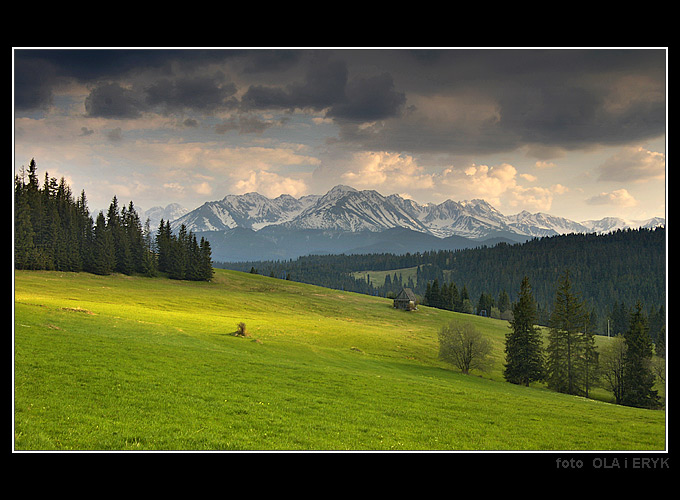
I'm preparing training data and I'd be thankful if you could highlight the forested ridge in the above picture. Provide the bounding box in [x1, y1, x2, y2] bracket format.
[218, 225, 665, 337]
[14, 159, 213, 281]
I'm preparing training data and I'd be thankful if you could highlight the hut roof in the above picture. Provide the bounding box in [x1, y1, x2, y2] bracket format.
[395, 288, 417, 302]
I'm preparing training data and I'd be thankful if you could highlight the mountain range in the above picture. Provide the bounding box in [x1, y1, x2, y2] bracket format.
[157, 185, 664, 262]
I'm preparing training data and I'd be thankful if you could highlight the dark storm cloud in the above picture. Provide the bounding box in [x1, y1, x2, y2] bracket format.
[14, 57, 59, 111]
[326, 72, 406, 122]
[240, 49, 303, 73]
[84, 82, 144, 119]
[486, 50, 667, 150]
[14, 49, 242, 117]
[14, 48, 666, 154]
[14, 49, 179, 112]
[145, 74, 238, 114]
[240, 55, 406, 122]
[334, 48, 666, 155]
[241, 55, 348, 111]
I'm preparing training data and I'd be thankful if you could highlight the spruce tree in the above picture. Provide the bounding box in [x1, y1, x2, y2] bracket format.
[140, 218, 157, 277]
[498, 290, 510, 314]
[106, 196, 130, 274]
[581, 310, 599, 398]
[199, 237, 214, 281]
[168, 224, 188, 280]
[156, 219, 171, 273]
[185, 233, 201, 281]
[504, 276, 544, 386]
[621, 302, 660, 408]
[14, 190, 36, 269]
[92, 211, 116, 275]
[546, 270, 587, 395]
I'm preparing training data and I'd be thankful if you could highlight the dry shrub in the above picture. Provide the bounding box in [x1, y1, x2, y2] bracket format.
[236, 322, 248, 337]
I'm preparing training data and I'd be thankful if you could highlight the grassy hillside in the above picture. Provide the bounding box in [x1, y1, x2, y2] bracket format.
[352, 266, 418, 288]
[14, 269, 665, 451]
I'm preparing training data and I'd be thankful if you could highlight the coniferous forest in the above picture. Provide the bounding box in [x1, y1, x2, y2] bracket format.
[14, 159, 213, 281]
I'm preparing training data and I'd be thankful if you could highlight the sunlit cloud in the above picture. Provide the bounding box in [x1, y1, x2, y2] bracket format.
[586, 188, 639, 207]
[597, 146, 665, 183]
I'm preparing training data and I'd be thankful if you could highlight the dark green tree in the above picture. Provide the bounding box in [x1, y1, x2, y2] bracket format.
[497, 290, 510, 314]
[546, 270, 588, 395]
[140, 218, 157, 277]
[476, 292, 494, 316]
[155, 219, 172, 273]
[91, 211, 116, 275]
[14, 189, 36, 269]
[599, 335, 627, 405]
[107, 196, 132, 275]
[581, 310, 600, 398]
[168, 224, 188, 280]
[199, 237, 214, 281]
[504, 276, 544, 386]
[621, 302, 660, 408]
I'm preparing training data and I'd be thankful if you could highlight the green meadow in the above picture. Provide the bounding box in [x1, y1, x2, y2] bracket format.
[14, 269, 665, 451]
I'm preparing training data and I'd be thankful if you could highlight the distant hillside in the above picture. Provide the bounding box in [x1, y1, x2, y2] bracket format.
[218, 226, 666, 332]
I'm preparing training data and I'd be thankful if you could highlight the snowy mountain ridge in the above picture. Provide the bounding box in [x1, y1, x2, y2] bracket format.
[169, 185, 665, 240]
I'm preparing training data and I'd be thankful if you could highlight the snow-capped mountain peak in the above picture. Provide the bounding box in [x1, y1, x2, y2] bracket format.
[168, 185, 665, 240]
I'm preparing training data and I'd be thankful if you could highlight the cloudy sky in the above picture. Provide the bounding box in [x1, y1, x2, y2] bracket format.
[13, 48, 666, 222]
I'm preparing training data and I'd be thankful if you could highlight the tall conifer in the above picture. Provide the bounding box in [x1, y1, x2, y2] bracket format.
[621, 303, 660, 408]
[92, 211, 116, 275]
[546, 270, 588, 395]
[504, 276, 544, 386]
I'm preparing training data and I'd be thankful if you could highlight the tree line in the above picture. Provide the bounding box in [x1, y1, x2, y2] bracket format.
[504, 272, 662, 409]
[14, 158, 213, 281]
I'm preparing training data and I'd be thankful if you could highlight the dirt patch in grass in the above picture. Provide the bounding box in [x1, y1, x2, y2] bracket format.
[61, 307, 95, 315]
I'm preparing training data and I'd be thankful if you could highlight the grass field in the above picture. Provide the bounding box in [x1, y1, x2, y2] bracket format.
[352, 266, 419, 288]
[13, 269, 666, 451]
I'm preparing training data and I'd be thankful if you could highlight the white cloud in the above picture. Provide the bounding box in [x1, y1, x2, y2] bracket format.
[598, 146, 665, 183]
[340, 151, 434, 191]
[233, 170, 308, 198]
[551, 183, 569, 195]
[507, 185, 554, 212]
[586, 188, 639, 207]
[438, 162, 517, 206]
[535, 160, 557, 168]
[193, 181, 213, 196]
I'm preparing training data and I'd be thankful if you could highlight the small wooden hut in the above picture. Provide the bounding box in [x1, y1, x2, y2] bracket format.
[393, 288, 417, 311]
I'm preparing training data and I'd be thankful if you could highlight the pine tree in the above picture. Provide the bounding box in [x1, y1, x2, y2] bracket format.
[498, 289, 510, 314]
[156, 219, 172, 273]
[91, 211, 116, 275]
[107, 196, 132, 274]
[185, 233, 201, 281]
[123, 200, 145, 274]
[199, 237, 214, 281]
[546, 270, 588, 395]
[14, 187, 36, 269]
[140, 218, 157, 277]
[580, 310, 599, 398]
[621, 302, 660, 408]
[450, 282, 460, 311]
[504, 276, 544, 386]
[168, 224, 188, 280]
